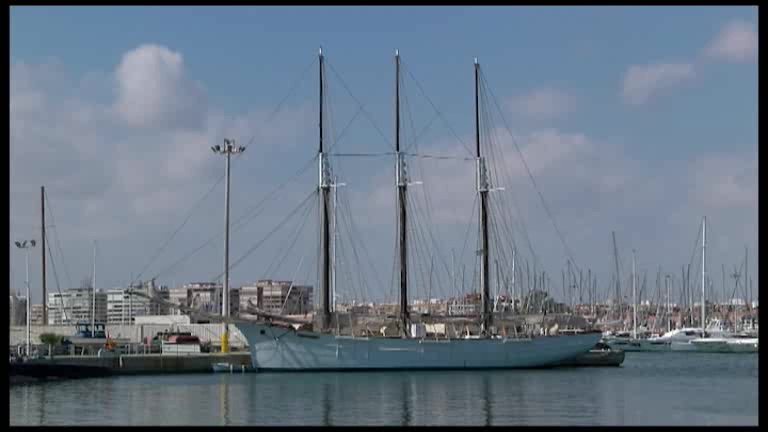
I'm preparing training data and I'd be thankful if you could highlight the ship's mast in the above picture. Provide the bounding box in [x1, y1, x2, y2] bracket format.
[41, 186, 47, 326]
[395, 49, 409, 337]
[318, 47, 332, 331]
[332, 175, 338, 313]
[511, 248, 516, 313]
[92, 241, 96, 336]
[632, 249, 637, 339]
[612, 231, 620, 322]
[475, 58, 491, 334]
[744, 246, 748, 310]
[701, 216, 706, 329]
[665, 274, 671, 332]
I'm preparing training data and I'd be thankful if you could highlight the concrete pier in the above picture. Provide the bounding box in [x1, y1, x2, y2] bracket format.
[21, 352, 253, 376]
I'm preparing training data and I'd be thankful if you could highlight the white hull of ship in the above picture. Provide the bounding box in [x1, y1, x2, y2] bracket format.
[237, 322, 602, 371]
[725, 339, 759, 353]
[604, 339, 671, 352]
[670, 338, 759, 353]
[606, 337, 758, 353]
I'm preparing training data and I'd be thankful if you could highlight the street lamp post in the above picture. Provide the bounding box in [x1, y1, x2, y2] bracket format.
[211, 139, 245, 353]
[15, 239, 36, 357]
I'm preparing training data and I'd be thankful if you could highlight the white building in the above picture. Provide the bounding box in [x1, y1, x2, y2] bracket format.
[133, 315, 191, 325]
[168, 285, 191, 313]
[726, 298, 747, 306]
[9, 294, 26, 326]
[241, 280, 313, 315]
[448, 303, 478, 316]
[106, 280, 170, 324]
[47, 288, 107, 325]
[170, 282, 240, 317]
[238, 282, 263, 315]
[30, 304, 45, 325]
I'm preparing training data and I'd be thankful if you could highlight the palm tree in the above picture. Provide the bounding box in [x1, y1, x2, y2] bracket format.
[39, 333, 63, 359]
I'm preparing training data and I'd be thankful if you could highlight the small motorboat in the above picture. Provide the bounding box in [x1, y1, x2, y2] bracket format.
[553, 342, 625, 367]
[212, 362, 234, 373]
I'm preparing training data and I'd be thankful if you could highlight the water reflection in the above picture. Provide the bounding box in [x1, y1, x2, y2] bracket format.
[321, 382, 331, 426]
[9, 354, 759, 426]
[482, 374, 492, 426]
[401, 377, 411, 426]
[219, 377, 230, 426]
[37, 381, 46, 425]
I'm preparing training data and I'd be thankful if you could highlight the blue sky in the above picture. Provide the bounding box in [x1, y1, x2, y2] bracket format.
[10, 6, 758, 306]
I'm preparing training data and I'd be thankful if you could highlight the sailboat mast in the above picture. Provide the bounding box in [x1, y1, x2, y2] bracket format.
[632, 249, 637, 339]
[318, 47, 332, 331]
[474, 58, 491, 334]
[612, 231, 620, 322]
[701, 217, 706, 329]
[452, 250, 456, 298]
[511, 248, 516, 312]
[395, 49, 409, 337]
[494, 259, 500, 312]
[41, 186, 47, 325]
[92, 241, 96, 336]
[666, 274, 671, 332]
[588, 268, 592, 315]
[745, 246, 748, 309]
[332, 175, 337, 313]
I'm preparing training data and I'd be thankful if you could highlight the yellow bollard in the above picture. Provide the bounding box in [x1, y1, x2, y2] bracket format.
[220, 325, 229, 353]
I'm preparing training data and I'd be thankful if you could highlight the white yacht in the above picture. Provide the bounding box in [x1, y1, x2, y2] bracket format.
[722, 336, 759, 352]
[672, 334, 758, 353]
[606, 327, 706, 352]
[669, 320, 758, 353]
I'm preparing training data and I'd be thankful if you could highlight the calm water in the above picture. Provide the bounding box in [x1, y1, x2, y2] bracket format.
[9, 352, 758, 426]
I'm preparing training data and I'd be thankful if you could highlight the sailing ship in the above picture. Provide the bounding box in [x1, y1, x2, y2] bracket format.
[234, 49, 601, 371]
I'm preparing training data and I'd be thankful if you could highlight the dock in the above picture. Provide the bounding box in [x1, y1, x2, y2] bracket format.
[11, 352, 254, 382]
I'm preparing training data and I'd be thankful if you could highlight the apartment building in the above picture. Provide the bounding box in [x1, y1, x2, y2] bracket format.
[240, 280, 313, 315]
[47, 288, 107, 325]
[106, 281, 170, 324]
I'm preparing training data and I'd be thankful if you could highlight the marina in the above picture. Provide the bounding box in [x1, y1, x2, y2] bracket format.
[9, 5, 757, 427]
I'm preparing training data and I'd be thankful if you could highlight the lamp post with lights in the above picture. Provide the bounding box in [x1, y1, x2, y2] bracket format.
[211, 139, 245, 352]
[14, 239, 36, 356]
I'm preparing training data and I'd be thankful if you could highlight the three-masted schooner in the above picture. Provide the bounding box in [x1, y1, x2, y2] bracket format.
[235, 48, 601, 370]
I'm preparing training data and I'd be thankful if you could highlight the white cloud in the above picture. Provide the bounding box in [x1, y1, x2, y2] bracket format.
[114, 44, 208, 130]
[622, 62, 695, 105]
[620, 19, 756, 106]
[506, 88, 575, 119]
[9, 44, 314, 295]
[705, 19, 758, 63]
[688, 153, 758, 210]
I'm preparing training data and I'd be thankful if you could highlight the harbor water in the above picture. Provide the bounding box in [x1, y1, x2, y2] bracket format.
[9, 352, 758, 426]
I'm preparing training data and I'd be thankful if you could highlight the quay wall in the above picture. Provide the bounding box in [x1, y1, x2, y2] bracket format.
[9, 324, 249, 348]
[23, 352, 253, 375]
